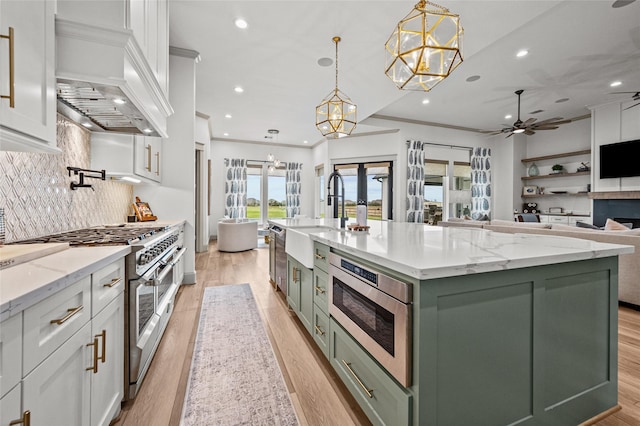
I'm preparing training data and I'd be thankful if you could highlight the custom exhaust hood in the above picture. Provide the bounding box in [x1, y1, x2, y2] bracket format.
[55, 18, 173, 137]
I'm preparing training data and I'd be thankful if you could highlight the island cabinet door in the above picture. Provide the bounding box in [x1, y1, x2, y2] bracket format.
[287, 257, 301, 312]
[22, 322, 92, 426]
[297, 264, 313, 334]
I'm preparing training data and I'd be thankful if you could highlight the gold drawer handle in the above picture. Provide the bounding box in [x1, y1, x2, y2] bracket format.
[1, 27, 15, 108]
[341, 359, 373, 398]
[155, 152, 160, 175]
[292, 267, 299, 283]
[314, 325, 325, 336]
[314, 252, 326, 260]
[145, 144, 152, 171]
[314, 285, 326, 294]
[86, 336, 99, 373]
[103, 277, 122, 288]
[9, 411, 30, 426]
[50, 305, 83, 325]
[97, 330, 106, 363]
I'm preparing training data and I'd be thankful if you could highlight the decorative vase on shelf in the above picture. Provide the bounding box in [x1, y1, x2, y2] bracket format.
[528, 162, 539, 177]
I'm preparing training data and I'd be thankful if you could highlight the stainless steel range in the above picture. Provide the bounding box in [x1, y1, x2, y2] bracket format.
[11, 222, 186, 400]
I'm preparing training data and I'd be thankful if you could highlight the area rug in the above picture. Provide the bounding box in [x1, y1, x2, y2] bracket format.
[180, 284, 299, 426]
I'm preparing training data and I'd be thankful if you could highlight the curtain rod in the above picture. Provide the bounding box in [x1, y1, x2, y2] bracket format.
[406, 140, 473, 151]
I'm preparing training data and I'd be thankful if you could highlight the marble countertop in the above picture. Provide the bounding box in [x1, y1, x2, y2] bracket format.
[269, 219, 634, 280]
[0, 246, 131, 322]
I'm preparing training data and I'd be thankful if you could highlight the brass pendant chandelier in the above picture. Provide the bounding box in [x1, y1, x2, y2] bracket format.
[316, 36, 357, 138]
[385, 0, 463, 91]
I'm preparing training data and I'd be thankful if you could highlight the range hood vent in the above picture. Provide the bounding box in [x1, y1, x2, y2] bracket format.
[57, 80, 158, 136]
[55, 18, 172, 137]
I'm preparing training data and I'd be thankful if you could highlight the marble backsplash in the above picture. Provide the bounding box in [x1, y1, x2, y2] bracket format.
[0, 115, 133, 242]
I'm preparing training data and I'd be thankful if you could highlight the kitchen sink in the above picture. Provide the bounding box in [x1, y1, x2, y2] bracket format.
[285, 226, 336, 269]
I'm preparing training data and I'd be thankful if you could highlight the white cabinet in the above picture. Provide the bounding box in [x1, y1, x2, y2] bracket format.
[91, 132, 162, 184]
[90, 293, 124, 426]
[4, 257, 126, 426]
[134, 135, 162, 182]
[0, 0, 57, 153]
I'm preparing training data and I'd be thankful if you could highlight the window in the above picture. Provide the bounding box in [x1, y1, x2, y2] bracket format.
[267, 166, 286, 219]
[332, 161, 393, 221]
[246, 162, 263, 220]
[424, 160, 446, 225]
[246, 161, 286, 224]
[450, 162, 471, 218]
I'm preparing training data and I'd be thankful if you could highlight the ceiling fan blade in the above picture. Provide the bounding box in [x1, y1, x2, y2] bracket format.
[623, 102, 640, 110]
[533, 126, 560, 130]
[610, 91, 640, 94]
[523, 117, 537, 125]
[504, 132, 515, 138]
[524, 129, 536, 135]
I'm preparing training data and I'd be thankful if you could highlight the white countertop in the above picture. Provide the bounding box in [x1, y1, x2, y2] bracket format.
[269, 219, 634, 280]
[0, 246, 131, 321]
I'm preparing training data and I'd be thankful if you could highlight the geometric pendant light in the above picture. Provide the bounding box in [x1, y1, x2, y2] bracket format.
[316, 36, 357, 138]
[384, 0, 463, 91]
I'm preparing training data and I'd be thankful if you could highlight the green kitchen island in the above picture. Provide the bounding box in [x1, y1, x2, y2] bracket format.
[271, 219, 634, 426]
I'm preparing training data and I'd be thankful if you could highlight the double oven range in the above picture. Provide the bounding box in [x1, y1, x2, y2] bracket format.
[11, 222, 186, 400]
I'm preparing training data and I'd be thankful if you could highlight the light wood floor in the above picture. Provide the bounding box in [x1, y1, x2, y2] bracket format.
[116, 241, 640, 426]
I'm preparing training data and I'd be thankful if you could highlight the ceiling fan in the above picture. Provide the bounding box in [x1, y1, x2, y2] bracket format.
[611, 91, 640, 110]
[485, 89, 571, 138]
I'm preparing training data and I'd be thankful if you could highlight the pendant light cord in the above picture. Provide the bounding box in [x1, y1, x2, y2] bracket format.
[333, 36, 340, 92]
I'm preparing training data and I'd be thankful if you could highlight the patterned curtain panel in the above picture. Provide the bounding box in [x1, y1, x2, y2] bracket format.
[471, 147, 492, 220]
[406, 140, 425, 223]
[286, 162, 302, 217]
[224, 158, 247, 218]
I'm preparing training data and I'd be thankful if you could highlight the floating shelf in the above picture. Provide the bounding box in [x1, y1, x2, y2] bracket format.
[522, 192, 590, 198]
[588, 191, 640, 200]
[522, 171, 590, 181]
[521, 149, 591, 163]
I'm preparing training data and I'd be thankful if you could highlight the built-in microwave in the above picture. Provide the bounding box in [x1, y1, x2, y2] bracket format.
[328, 252, 412, 387]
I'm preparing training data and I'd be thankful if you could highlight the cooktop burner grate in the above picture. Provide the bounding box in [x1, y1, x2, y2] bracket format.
[10, 226, 168, 246]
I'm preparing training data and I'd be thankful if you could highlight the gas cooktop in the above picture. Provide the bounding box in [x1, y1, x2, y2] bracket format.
[10, 226, 168, 246]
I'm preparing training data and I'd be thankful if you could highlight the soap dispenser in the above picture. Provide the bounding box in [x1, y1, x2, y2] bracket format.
[356, 200, 367, 226]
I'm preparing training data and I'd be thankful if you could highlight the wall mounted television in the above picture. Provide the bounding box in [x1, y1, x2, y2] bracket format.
[600, 139, 640, 179]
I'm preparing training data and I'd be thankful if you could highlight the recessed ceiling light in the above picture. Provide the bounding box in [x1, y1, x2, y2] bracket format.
[234, 18, 248, 29]
[610, 81, 622, 87]
[422, 99, 430, 105]
[516, 49, 529, 58]
[317, 57, 333, 67]
[466, 75, 481, 82]
[223, 132, 229, 136]
[234, 86, 244, 93]
[505, 114, 512, 119]
[143, 128, 152, 133]
[612, 0, 636, 8]
[555, 98, 570, 103]
[303, 140, 308, 144]
[113, 98, 126, 105]
[224, 114, 232, 119]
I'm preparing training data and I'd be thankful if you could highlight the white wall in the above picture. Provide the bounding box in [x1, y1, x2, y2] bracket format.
[136, 52, 198, 284]
[592, 100, 640, 193]
[209, 140, 314, 237]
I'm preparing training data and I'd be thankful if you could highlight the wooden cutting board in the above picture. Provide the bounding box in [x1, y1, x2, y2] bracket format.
[0, 243, 70, 270]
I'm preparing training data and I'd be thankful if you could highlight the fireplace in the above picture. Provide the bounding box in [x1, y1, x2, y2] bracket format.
[593, 199, 640, 228]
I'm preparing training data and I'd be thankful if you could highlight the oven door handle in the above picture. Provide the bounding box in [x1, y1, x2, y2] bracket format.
[152, 247, 186, 286]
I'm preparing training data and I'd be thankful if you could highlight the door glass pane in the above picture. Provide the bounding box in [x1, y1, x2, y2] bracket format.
[316, 166, 325, 218]
[246, 163, 262, 220]
[334, 164, 357, 219]
[268, 166, 286, 219]
[424, 161, 446, 225]
[450, 162, 472, 218]
[365, 162, 390, 221]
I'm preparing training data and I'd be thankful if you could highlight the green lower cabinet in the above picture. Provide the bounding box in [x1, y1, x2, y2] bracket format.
[330, 318, 411, 426]
[313, 268, 329, 315]
[287, 255, 313, 334]
[312, 308, 330, 359]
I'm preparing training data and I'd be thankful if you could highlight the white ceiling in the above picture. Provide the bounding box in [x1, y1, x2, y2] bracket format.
[169, 1, 640, 146]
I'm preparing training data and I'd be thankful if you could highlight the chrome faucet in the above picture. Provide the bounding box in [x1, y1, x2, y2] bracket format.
[327, 171, 347, 229]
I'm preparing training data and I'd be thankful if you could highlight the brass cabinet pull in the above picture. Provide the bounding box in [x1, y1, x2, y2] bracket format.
[155, 152, 160, 175]
[341, 359, 373, 398]
[0, 27, 15, 108]
[314, 285, 326, 294]
[9, 410, 30, 426]
[314, 252, 326, 260]
[86, 336, 99, 373]
[145, 144, 152, 171]
[50, 305, 83, 325]
[292, 267, 298, 283]
[97, 330, 106, 363]
[103, 277, 122, 288]
[314, 325, 325, 336]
